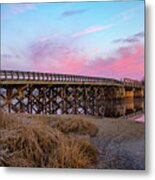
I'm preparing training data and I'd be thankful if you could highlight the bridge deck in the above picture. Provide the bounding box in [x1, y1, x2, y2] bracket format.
[0, 80, 123, 86]
[0, 70, 143, 88]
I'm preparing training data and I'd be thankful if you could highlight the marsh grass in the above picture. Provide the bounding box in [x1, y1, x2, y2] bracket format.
[0, 111, 144, 169]
[0, 111, 98, 168]
[12, 113, 99, 136]
[50, 116, 98, 136]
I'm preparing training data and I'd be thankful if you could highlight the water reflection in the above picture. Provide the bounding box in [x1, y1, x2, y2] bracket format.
[103, 98, 144, 122]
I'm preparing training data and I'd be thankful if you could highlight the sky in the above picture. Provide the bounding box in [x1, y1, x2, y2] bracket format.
[1, 1, 144, 80]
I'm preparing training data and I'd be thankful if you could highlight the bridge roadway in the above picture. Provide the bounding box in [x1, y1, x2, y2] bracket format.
[0, 70, 144, 115]
[0, 70, 142, 88]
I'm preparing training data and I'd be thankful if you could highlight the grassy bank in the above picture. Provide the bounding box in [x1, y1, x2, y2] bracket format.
[0, 112, 144, 169]
[0, 112, 98, 168]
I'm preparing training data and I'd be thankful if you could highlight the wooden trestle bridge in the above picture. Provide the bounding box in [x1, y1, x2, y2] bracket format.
[0, 70, 144, 116]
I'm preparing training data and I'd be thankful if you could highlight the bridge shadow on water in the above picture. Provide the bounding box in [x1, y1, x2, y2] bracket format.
[101, 98, 144, 122]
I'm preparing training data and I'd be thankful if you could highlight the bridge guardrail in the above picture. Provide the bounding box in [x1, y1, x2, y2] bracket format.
[0, 70, 143, 88]
[0, 70, 122, 85]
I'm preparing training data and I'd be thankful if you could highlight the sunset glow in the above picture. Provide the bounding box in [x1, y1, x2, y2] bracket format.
[1, 1, 144, 80]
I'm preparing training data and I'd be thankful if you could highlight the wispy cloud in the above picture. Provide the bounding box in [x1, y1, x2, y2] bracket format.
[38, 33, 62, 43]
[73, 24, 112, 38]
[113, 31, 144, 44]
[10, 3, 35, 14]
[113, 37, 138, 44]
[60, 9, 88, 19]
[1, 3, 36, 19]
[1, 51, 30, 71]
[134, 32, 144, 38]
[109, 5, 144, 28]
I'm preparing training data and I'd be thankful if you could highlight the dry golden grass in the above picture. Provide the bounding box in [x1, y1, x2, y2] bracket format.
[0, 111, 22, 130]
[13, 113, 98, 136]
[50, 116, 98, 137]
[0, 112, 98, 168]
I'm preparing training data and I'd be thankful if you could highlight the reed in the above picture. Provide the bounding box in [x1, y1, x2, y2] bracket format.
[0, 111, 98, 168]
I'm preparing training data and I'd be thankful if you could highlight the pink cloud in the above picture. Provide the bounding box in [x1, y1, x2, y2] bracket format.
[29, 38, 88, 74]
[29, 37, 144, 80]
[73, 24, 112, 37]
[2, 34, 144, 81]
[82, 43, 144, 80]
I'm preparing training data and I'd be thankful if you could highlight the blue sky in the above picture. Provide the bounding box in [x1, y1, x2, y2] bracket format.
[1, 1, 144, 80]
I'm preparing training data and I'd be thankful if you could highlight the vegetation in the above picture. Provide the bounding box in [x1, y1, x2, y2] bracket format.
[0, 111, 144, 169]
[0, 111, 98, 168]
[49, 116, 98, 136]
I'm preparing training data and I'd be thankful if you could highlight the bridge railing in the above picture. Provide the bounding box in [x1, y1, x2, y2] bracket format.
[123, 78, 143, 88]
[0, 70, 144, 88]
[0, 70, 122, 85]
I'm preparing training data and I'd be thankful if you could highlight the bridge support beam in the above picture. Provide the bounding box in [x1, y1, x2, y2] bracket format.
[125, 89, 134, 99]
[0, 76, 144, 116]
[134, 88, 144, 98]
[104, 86, 125, 100]
[0, 84, 126, 116]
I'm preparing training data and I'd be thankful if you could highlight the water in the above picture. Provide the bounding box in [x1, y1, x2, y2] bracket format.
[103, 98, 144, 122]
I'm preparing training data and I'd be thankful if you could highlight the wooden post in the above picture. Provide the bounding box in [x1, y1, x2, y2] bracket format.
[6, 86, 12, 113]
